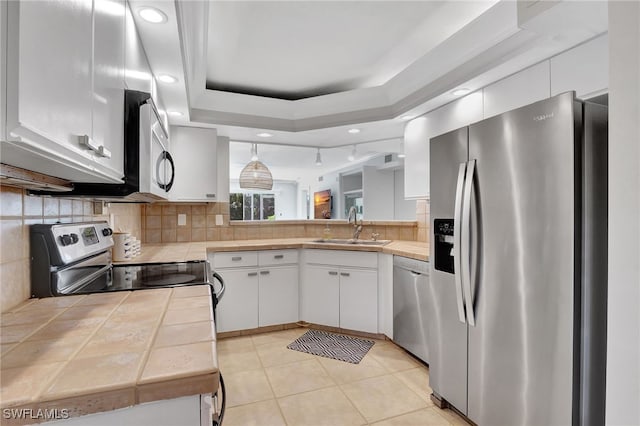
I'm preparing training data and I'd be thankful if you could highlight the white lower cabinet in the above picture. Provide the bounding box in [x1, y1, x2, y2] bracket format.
[301, 265, 340, 327]
[300, 250, 379, 333]
[211, 250, 299, 332]
[215, 268, 259, 333]
[212, 248, 379, 334]
[258, 266, 299, 327]
[339, 268, 378, 333]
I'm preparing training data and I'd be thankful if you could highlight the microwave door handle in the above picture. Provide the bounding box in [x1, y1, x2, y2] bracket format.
[461, 159, 476, 326]
[453, 162, 467, 324]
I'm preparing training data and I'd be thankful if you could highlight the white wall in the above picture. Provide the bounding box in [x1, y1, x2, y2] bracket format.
[606, 2, 640, 425]
[393, 169, 416, 220]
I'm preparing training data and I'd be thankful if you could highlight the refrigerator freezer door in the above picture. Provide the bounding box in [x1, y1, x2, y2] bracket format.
[428, 127, 469, 414]
[466, 92, 577, 426]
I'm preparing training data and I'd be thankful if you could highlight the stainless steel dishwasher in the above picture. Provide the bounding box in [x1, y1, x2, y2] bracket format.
[393, 255, 430, 364]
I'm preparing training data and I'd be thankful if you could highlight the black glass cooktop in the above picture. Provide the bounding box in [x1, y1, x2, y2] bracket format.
[76, 260, 210, 293]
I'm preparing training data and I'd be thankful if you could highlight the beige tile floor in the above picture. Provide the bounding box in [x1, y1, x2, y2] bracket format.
[218, 328, 469, 426]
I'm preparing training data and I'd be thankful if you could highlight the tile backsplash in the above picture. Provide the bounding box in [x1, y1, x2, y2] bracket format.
[141, 202, 424, 243]
[0, 185, 141, 312]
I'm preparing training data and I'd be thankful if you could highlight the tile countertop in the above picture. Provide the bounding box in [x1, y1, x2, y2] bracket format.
[0, 286, 218, 425]
[116, 239, 429, 264]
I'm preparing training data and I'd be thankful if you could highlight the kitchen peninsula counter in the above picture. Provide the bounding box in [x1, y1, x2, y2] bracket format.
[118, 238, 429, 264]
[0, 286, 217, 425]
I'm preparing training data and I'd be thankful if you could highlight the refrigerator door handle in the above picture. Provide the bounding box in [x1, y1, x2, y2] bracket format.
[461, 159, 476, 326]
[453, 162, 467, 324]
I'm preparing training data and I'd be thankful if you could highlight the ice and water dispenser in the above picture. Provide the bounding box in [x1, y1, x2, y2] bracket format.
[433, 219, 455, 273]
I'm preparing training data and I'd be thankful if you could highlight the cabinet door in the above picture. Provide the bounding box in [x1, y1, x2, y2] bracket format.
[300, 265, 339, 327]
[258, 266, 299, 327]
[92, 0, 125, 180]
[170, 126, 219, 202]
[339, 268, 378, 333]
[215, 269, 258, 332]
[14, 0, 93, 156]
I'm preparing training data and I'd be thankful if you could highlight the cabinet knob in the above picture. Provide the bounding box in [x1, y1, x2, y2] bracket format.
[328, 271, 338, 276]
[340, 272, 350, 277]
[260, 270, 270, 275]
[231, 256, 242, 261]
[247, 272, 258, 277]
[274, 255, 284, 259]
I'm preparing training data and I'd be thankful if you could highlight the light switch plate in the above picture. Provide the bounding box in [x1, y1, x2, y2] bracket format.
[178, 214, 187, 226]
[215, 215, 223, 226]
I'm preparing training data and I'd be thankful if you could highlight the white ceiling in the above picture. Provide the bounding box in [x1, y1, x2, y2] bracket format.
[131, 0, 608, 150]
[206, 1, 494, 100]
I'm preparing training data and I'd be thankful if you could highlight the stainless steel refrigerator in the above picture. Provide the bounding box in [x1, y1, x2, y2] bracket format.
[428, 92, 607, 426]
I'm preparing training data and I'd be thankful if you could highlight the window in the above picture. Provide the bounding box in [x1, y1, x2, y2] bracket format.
[230, 192, 276, 221]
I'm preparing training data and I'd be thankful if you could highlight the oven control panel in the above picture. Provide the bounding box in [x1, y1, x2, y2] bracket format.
[46, 222, 114, 265]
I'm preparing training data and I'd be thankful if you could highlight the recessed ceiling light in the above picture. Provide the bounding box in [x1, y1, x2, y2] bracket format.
[452, 88, 471, 96]
[157, 74, 177, 84]
[348, 128, 360, 134]
[138, 7, 167, 23]
[257, 132, 273, 138]
[400, 115, 415, 121]
[168, 111, 183, 117]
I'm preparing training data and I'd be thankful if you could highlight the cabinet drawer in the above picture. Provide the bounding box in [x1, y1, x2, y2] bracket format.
[258, 249, 299, 266]
[304, 249, 377, 269]
[212, 251, 258, 268]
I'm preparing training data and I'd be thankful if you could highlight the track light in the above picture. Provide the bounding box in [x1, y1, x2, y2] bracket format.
[315, 148, 322, 166]
[251, 144, 258, 161]
[348, 145, 356, 162]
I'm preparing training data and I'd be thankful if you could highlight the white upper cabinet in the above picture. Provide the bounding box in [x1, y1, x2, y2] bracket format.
[483, 61, 550, 119]
[169, 127, 229, 202]
[404, 92, 483, 199]
[550, 34, 608, 99]
[92, 0, 126, 179]
[2, 0, 125, 183]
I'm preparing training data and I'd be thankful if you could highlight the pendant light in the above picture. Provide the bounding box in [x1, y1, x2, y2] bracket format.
[240, 144, 273, 190]
[315, 148, 322, 166]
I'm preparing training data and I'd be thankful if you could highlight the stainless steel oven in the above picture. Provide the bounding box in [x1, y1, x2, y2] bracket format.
[30, 221, 224, 302]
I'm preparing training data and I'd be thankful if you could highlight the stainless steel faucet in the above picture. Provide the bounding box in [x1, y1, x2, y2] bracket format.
[347, 206, 363, 241]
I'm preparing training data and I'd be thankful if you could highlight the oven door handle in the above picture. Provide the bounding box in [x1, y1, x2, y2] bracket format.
[211, 271, 225, 302]
[55, 264, 112, 295]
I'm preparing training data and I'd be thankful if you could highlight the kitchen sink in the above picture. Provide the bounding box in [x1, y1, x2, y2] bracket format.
[311, 239, 391, 246]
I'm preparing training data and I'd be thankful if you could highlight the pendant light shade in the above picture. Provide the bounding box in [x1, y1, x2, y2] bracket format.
[315, 148, 322, 166]
[239, 144, 273, 190]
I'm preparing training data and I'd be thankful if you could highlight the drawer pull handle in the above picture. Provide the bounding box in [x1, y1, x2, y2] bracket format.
[260, 270, 270, 275]
[274, 255, 284, 259]
[247, 272, 258, 277]
[340, 272, 350, 277]
[328, 271, 338, 276]
[231, 256, 242, 261]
